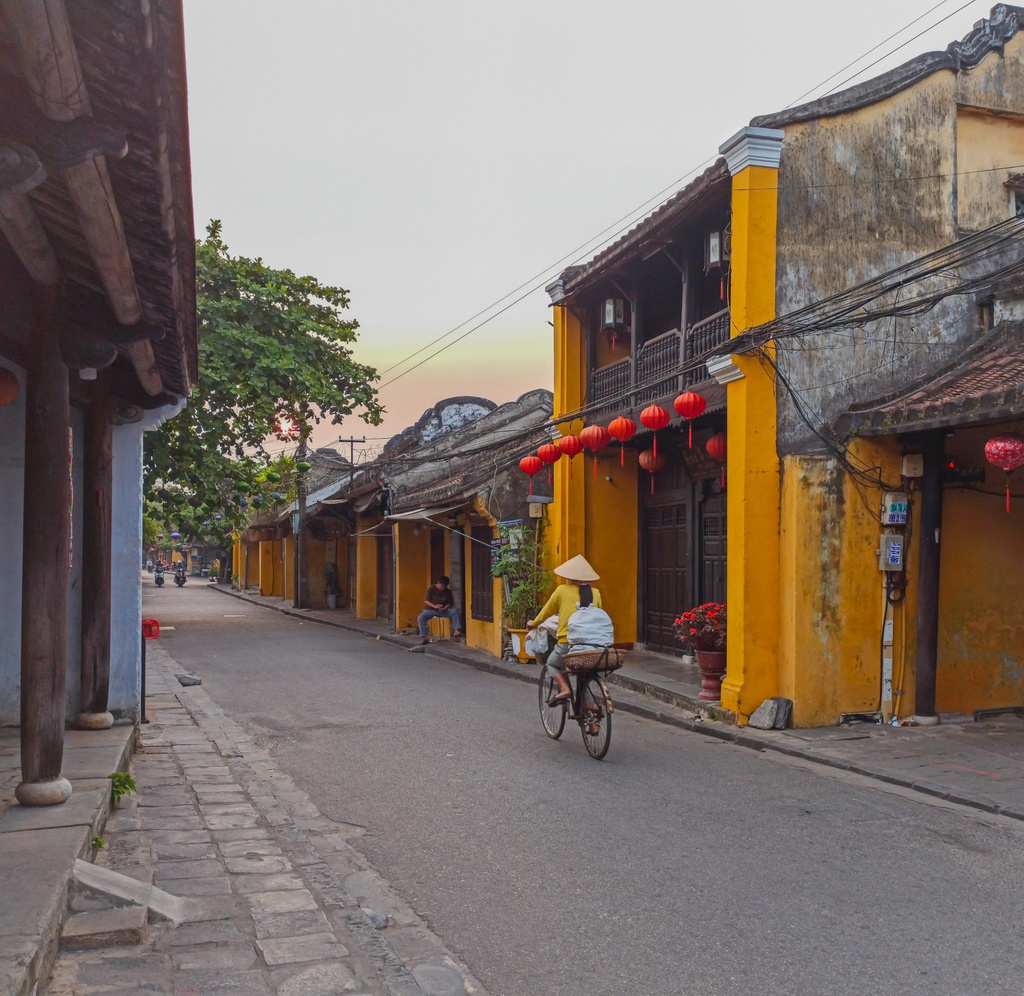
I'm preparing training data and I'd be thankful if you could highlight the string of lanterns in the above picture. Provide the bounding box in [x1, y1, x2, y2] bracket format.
[521, 391, 726, 493]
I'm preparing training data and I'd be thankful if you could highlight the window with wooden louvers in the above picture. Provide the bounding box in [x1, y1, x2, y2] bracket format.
[470, 525, 494, 622]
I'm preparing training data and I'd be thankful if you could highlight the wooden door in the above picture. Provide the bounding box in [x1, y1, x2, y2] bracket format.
[376, 534, 394, 622]
[699, 492, 727, 604]
[643, 501, 690, 652]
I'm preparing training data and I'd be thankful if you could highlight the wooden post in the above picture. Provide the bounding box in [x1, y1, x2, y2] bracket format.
[16, 288, 72, 806]
[913, 431, 945, 721]
[77, 385, 113, 729]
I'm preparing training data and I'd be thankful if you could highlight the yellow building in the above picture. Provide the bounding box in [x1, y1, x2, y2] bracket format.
[546, 6, 1024, 726]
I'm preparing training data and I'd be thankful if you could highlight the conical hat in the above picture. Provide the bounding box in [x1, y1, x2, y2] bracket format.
[553, 554, 599, 582]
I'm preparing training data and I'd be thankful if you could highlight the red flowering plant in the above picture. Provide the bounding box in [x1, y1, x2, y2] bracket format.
[673, 602, 726, 652]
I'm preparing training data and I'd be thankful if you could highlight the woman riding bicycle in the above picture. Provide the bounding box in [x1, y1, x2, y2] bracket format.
[526, 554, 602, 704]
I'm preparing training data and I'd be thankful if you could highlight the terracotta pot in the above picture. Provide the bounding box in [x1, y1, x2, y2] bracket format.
[695, 649, 726, 701]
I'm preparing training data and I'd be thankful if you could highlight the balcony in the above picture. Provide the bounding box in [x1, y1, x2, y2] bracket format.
[589, 308, 731, 414]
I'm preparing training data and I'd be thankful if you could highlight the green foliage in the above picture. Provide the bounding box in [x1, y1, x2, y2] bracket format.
[90, 835, 106, 849]
[145, 220, 383, 496]
[492, 525, 553, 629]
[108, 771, 136, 804]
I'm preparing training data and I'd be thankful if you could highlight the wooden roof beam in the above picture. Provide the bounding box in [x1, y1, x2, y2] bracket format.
[0, 139, 59, 285]
[1, 0, 160, 393]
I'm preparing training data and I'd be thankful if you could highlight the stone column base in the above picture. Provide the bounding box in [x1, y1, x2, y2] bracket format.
[910, 714, 941, 726]
[76, 711, 114, 730]
[16, 776, 73, 806]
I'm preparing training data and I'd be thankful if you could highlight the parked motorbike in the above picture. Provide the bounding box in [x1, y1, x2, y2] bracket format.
[154, 569, 165, 587]
[173, 567, 186, 587]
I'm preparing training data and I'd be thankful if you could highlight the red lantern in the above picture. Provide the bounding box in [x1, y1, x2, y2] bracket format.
[555, 433, 584, 479]
[607, 416, 637, 466]
[519, 454, 543, 496]
[706, 432, 727, 488]
[640, 404, 670, 460]
[673, 392, 707, 448]
[0, 368, 18, 407]
[537, 442, 562, 486]
[638, 448, 666, 494]
[984, 433, 1024, 512]
[579, 424, 611, 477]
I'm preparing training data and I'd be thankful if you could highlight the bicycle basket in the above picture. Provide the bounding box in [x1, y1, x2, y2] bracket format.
[562, 647, 624, 672]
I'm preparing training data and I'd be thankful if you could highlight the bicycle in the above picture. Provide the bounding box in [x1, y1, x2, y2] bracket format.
[537, 646, 622, 760]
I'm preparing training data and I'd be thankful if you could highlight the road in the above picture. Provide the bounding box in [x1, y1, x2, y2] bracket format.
[146, 580, 1024, 995]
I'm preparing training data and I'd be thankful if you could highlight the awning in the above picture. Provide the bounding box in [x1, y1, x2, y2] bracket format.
[843, 323, 1024, 436]
[385, 504, 465, 522]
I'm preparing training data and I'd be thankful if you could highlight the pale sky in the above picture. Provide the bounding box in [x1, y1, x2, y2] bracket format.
[181, 0, 995, 460]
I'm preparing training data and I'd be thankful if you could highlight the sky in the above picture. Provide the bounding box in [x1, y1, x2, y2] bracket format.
[181, 0, 996, 461]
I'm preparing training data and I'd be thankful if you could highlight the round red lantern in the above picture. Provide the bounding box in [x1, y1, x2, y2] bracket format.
[638, 448, 666, 494]
[673, 392, 707, 448]
[706, 432, 727, 488]
[519, 454, 543, 496]
[579, 425, 611, 477]
[0, 367, 19, 407]
[984, 433, 1024, 512]
[607, 416, 637, 466]
[555, 433, 584, 479]
[537, 442, 562, 486]
[640, 404, 670, 460]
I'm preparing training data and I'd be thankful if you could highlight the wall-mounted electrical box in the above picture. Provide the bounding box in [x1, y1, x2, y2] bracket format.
[879, 533, 905, 571]
[881, 491, 908, 525]
[901, 454, 924, 478]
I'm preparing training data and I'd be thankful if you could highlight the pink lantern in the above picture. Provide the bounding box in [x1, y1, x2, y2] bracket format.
[984, 433, 1024, 513]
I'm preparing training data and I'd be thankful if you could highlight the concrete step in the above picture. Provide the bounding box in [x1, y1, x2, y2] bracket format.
[60, 905, 147, 950]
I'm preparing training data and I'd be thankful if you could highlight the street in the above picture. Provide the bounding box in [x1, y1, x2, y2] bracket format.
[145, 581, 1024, 995]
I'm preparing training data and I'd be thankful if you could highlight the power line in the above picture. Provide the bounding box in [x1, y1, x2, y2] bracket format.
[372, 2, 986, 387]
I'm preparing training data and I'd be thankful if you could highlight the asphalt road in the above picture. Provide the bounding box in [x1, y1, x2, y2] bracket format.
[145, 580, 1024, 996]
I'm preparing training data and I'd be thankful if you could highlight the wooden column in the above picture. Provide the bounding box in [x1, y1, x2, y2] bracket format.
[77, 386, 113, 729]
[913, 431, 945, 721]
[16, 288, 72, 806]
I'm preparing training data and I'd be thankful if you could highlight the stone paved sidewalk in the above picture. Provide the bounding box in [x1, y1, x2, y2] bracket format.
[44, 647, 488, 996]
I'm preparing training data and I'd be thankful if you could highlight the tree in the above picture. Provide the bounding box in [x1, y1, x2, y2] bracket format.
[145, 221, 382, 495]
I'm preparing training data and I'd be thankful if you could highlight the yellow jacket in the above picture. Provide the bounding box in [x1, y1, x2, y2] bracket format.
[531, 584, 603, 643]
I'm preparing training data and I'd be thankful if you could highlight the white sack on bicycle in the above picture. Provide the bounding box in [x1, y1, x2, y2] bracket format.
[525, 615, 558, 657]
[566, 603, 614, 650]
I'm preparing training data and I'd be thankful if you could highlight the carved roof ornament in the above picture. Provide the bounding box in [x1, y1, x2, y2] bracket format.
[753, 4, 1024, 130]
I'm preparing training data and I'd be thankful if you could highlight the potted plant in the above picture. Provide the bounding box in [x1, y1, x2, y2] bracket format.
[674, 602, 726, 701]
[324, 562, 341, 610]
[492, 526, 553, 663]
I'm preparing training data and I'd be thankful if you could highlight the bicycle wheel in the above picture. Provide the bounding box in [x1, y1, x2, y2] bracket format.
[538, 669, 566, 739]
[580, 675, 611, 759]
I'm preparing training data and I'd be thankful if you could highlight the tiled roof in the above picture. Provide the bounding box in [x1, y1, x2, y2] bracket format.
[849, 323, 1024, 435]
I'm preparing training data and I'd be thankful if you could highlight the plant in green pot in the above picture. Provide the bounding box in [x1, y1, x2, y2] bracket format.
[492, 526, 553, 663]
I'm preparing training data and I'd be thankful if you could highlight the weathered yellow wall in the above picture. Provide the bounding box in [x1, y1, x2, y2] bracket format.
[720, 160, 782, 723]
[395, 523, 430, 630]
[245, 541, 260, 588]
[355, 514, 378, 619]
[259, 540, 283, 597]
[778, 442, 908, 725]
[582, 449, 639, 643]
[283, 535, 294, 602]
[955, 107, 1024, 231]
[305, 539, 326, 609]
[935, 424, 1024, 713]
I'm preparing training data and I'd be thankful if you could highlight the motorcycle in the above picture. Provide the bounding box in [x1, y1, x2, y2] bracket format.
[154, 569, 165, 587]
[173, 567, 186, 587]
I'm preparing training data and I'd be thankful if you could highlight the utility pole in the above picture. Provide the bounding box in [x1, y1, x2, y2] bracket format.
[338, 435, 365, 464]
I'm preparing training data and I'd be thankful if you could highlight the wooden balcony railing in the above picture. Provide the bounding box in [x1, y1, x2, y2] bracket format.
[589, 308, 731, 414]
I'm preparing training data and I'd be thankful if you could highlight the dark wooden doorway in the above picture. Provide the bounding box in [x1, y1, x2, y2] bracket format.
[376, 534, 394, 622]
[643, 500, 690, 652]
[699, 491, 727, 605]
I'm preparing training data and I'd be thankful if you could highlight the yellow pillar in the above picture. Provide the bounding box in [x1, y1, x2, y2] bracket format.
[548, 300, 586, 565]
[355, 514, 378, 619]
[717, 127, 785, 723]
[395, 522, 430, 630]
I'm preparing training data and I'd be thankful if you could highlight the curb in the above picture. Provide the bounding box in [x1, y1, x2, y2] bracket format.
[206, 586, 1024, 823]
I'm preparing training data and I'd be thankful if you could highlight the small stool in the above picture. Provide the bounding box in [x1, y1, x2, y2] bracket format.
[428, 616, 451, 640]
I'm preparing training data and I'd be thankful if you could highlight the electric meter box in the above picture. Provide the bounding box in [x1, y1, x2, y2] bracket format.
[901, 453, 924, 478]
[879, 533, 905, 571]
[881, 491, 908, 525]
